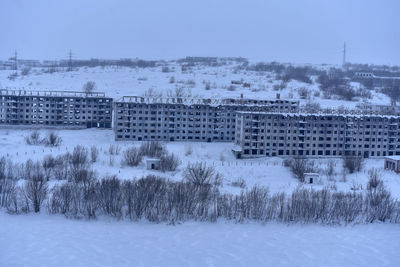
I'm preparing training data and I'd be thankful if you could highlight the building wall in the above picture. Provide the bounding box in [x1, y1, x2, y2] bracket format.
[114, 97, 299, 142]
[235, 112, 400, 158]
[0, 90, 113, 128]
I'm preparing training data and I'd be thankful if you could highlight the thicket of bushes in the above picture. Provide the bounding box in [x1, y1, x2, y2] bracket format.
[0, 154, 399, 224]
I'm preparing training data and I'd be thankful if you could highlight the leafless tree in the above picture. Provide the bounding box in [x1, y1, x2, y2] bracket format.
[82, 81, 96, 94]
[183, 162, 221, 187]
[342, 155, 363, 174]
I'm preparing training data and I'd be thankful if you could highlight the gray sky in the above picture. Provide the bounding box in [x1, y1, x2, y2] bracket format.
[1, 0, 399, 65]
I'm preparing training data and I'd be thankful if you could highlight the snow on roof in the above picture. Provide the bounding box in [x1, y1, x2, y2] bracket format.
[116, 96, 298, 107]
[231, 145, 243, 152]
[236, 110, 400, 119]
[385, 156, 400, 161]
[0, 88, 107, 98]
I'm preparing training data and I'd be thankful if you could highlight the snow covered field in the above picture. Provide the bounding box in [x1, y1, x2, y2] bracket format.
[0, 62, 391, 109]
[1, 213, 399, 267]
[1, 128, 400, 198]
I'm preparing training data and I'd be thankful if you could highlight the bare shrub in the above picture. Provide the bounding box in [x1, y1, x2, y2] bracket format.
[342, 155, 363, 174]
[42, 155, 56, 180]
[160, 153, 181, 172]
[366, 179, 394, 222]
[25, 174, 48, 213]
[123, 147, 142, 167]
[44, 132, 62, 147]
[53, 154, 70, 180]
[71, 146, 89, 169]
[0, 179, 16, 208]
[231, 178, 246, 188]
[98, 176, 123, 218]
[367, 168, 383, 190]
[90, 146, 99, 163]
[325, 160, 336, 179]
[298, 87, 311, 99]
[183, 162, 221, 187]
[21, 67, 31, 76]
[139, 141, 165, 158]
[184, 144, 193, 156]
[285, 157, 316, 182]
[83, 81, 96, 94]
[25, 130, 42, 145]
[108, 144, 121, 155]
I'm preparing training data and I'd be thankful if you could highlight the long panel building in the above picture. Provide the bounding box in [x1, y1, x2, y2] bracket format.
[114, 96, 299, 142]
[0, 89, 113, 128]
[234, 111, 400, 158]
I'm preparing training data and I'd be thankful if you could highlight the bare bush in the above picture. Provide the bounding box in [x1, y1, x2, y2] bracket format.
[342, 155, 363, 174]
[285, 157, 316, 182]
[25, 175, 48, 213]
[160, 153, 181, 172]
[123, 147, 142, 167]
[108, 144, 121, 155]
[184, 144, 193, 156]
[231, 178, 246, 188]
[43, 132, 62, 147]
[183, 162, 221, 187]
[25, 130, 42, 145]
[139, 141, 165, 158]
[42, 155, 56, 180]
[21, 67, 31, 76]
[98, 176, 123, 218]
[367, 168, 383, 190]
[83, 81, 96, 94]
[90, 146, 99, 163]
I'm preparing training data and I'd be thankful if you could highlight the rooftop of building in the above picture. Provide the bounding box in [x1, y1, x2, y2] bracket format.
[236, 110, 400, 119]
[116, 95, 299, 107]
[0, 88, 108, 98]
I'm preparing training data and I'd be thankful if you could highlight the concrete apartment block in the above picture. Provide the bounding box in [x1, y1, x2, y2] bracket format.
[234, 111, 400, 158]
[114, 96, 299, 142]
[0, 89, 113, 128]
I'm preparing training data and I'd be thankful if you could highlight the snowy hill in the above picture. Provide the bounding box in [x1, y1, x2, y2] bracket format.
[0, 60, 391, 109]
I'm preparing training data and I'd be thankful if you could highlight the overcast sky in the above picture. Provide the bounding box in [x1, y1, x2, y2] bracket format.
[0, 0, 399, 65]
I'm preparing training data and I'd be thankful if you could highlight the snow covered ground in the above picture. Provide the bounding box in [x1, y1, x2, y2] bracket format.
[1, 213, 399, 267]
[1, 128, 400, 198]
[0, 62, 391, 109]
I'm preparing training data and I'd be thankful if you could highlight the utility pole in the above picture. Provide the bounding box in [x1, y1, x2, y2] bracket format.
[8, 49, 18, 71]
[342, 42, 346, 68]
[67, 49, 73, 71]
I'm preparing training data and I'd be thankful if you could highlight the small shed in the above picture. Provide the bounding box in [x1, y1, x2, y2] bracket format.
[384, 156, 400, 174]
[146, 158, 161, 170]
[304, 173, 319, 184]
[232, 145, 243, 159]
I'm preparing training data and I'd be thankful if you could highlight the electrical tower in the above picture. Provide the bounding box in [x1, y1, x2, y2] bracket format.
[8, 50, 18, 71]
[67, 49, 73, 71]
[342, 42, 346, 68]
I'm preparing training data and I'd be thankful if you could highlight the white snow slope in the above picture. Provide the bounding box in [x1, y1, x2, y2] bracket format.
[1, 213, 399, 267]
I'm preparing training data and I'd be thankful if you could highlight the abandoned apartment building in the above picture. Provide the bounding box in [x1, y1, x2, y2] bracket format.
[234, 111, 400, 158]
[0, 89, 113, 128]
[113, 95, 299, 141]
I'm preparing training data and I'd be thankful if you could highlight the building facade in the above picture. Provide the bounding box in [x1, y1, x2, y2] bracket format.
[0, 89, 113, 128]
[234, 111, 400, 158]
[114, 96, 299, 142]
